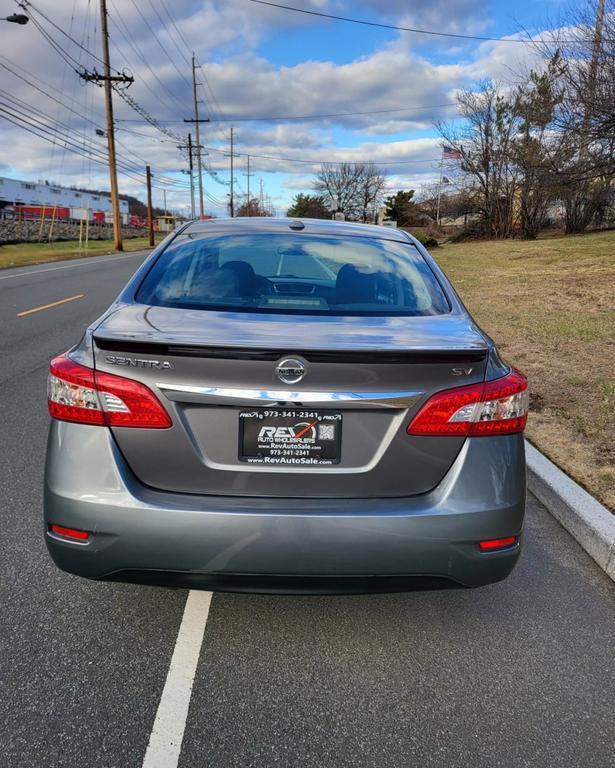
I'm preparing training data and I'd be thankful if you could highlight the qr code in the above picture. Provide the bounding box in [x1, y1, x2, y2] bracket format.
[318, 424, 335, 441]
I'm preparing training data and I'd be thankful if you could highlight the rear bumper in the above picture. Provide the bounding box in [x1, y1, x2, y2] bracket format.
[44, 422, 526, 592]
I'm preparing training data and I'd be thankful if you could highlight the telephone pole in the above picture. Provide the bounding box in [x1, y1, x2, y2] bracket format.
[183, 54, 210, 219]
[244, 154, 254, 214]
[230, 128, 234, 217]
[81, 1, 134, 250]
[146, 165, 154, 247]
[187, 134, 195, 220]
[225, 128, 236, 217]
[177, 134, 197, 219]
[81, 0, 133, 251]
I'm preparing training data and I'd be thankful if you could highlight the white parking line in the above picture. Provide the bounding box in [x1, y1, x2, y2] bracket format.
[0, 252, 142, 281]
[142, 590, 213, 768]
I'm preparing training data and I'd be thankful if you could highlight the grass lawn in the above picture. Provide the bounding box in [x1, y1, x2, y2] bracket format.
[0, 236, 163, 270]
[435, 230, 615, 511]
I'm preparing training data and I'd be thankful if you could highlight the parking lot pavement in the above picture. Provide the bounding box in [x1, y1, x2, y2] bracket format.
[1, 253, 614, 768]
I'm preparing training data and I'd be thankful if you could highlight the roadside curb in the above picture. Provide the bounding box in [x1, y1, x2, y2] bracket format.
[525, 441, 615, 582]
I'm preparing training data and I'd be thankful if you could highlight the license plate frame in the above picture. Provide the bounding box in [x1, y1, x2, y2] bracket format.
[239, 408, 342, 466]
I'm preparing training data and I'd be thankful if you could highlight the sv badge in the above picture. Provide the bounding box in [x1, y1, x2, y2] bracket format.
[452, 367, 473, 376]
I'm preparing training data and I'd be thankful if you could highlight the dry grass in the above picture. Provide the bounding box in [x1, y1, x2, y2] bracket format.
[0, 236, 162, 270]
[435, 231, 615, 511]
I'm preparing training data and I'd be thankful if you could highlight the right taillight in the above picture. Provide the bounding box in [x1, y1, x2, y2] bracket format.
[48, 353, 172, 428]
[407, 368, 528, 437]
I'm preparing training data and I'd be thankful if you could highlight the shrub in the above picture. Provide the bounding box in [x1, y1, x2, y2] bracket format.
[408, 230, 438, 248]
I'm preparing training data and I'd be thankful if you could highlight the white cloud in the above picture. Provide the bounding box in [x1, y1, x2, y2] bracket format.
[0, 0, 560, 213]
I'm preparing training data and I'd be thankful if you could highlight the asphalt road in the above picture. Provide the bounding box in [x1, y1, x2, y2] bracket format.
[1, 250, 614, 768]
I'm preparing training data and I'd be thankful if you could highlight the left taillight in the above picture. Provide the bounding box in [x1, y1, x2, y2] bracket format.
[407, 368, 529, 437]
[48, 353, 172, 428]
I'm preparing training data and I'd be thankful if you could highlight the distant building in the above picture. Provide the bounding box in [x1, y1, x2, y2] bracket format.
[0, 176, 128, 215]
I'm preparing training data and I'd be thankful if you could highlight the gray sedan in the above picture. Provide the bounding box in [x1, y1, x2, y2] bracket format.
[44, 218, 528, 593]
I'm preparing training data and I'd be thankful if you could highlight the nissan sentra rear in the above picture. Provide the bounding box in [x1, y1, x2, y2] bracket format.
[44, 218, 528, 593]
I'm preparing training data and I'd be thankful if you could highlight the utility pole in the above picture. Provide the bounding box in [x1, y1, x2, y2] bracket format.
[162, 189, 167, 217]
[187, 134, 195, 219]
[230, 128, 234, 217]
[244, 154, 255, 215]
[226, 127, 235, 217]
[82, 1, 134, 251]
[146, 164, 154, 247]
[177, 134, 196, 219]
[183, 54, 210, 219]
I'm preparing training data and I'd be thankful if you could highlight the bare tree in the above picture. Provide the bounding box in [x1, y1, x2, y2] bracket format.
[315, 162, 386, 222]
[357, 162, 387, 223]
[437, 82, 519, 238]
[536, 0, 615, 232]
[236, 198, 272, 217]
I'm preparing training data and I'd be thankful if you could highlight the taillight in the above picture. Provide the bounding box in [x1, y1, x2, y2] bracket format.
[407, 368, 528, 437]
[48, 353, 172, 428]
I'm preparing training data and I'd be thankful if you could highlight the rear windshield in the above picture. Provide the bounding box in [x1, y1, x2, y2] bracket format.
[136, 232, 450, 316]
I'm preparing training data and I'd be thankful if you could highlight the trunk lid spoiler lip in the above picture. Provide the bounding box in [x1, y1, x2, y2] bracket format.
[92, 304, 489, 356]
[94, 337, 487, 365]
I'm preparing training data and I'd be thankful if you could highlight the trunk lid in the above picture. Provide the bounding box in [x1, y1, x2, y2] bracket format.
[92, 304, 488, 498]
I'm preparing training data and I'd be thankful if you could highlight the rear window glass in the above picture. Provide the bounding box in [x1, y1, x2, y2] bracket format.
[136, 233, 450, 316]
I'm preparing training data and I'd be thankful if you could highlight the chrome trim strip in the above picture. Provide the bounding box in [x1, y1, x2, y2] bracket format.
[156, 383, 423, 408]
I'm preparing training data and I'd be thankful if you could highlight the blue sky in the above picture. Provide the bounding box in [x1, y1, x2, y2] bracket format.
[0, 0, 567, 215]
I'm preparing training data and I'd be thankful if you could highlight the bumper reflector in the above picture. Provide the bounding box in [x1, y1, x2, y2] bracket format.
[50, 524, 90, 541]
[479, 536, 518, 552]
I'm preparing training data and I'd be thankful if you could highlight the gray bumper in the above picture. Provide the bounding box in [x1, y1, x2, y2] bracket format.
[44, 422, 526, 591]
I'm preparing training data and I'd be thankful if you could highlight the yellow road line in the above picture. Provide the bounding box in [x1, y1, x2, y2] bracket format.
[17, 294, 84, 317]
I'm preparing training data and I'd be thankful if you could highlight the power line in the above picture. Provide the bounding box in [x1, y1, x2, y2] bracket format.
[0, 58, 103, 130]
[147, 0, 190, 66]
[19, 0, 122, 73]
[116, 125, 175, 143]
[126, 0, 192, 90]
[107, 0, 188, 116]
[155, 0, 232, 169]
[0, 57, 154, 170]
[25, 12, 84, 72]
[157, 0, 191, 53]
[114, 101, 456, 124]
[206, 103, 457, 122]
[0, 92, 119, 164]
[0, 102, 147, 179]
[194, 143, 446, 167]
[94, 118, 452, 169]
[245, 0, 601, 45]
[21, 0, 193, 171]
[112, 84, 183, 143]
[1, 104, 196, 196]
[0, 106, 142, 179]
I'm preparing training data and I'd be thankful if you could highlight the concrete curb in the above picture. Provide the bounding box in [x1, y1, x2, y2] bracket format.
[525, 441, 615, 581]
